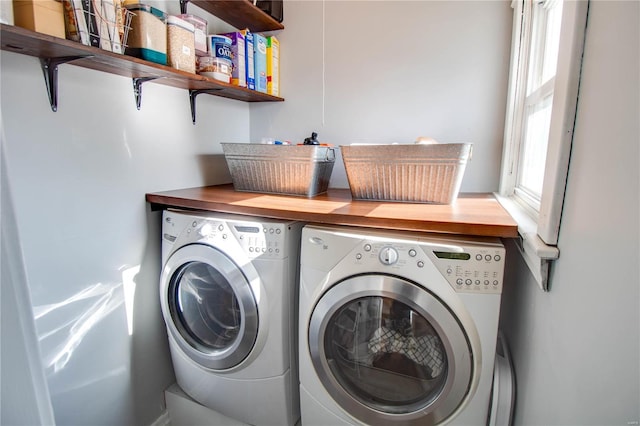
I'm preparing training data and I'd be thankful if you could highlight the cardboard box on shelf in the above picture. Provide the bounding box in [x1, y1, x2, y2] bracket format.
[253, 33, 267, 93]
[242, 30, 256, 90]
[266, 35, 279, 96]
[13, 0, 65, 38]
[220, 31, 246, 87]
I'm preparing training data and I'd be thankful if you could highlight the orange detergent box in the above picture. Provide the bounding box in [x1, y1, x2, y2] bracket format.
[266, 35, 279, 96]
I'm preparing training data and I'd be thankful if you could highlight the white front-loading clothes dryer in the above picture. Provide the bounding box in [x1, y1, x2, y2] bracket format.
[160, 209, 303, 426]
[298, 224, 505, 425]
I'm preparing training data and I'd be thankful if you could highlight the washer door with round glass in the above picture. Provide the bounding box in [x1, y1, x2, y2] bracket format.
[308, 274, 474, 425]
[160, 243, 259, 371]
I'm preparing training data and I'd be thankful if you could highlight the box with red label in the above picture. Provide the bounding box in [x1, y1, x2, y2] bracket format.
[266, 35, 279, 96]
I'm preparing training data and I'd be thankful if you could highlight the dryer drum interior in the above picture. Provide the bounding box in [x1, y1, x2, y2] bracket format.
[326, 297, 448, 407]
[309, 274, 473, 424]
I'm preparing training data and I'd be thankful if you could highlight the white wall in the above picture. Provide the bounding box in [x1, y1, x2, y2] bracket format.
[251, 0, 512, 191]
[0, 2, 248, 424]
[499, 1, 640, 424]
[1, 140, 56, 426]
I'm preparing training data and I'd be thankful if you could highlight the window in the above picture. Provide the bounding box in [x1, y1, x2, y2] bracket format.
[498, 0, 588, 290]
[517, 0, 563, 212]
[505, 0, 564, 216]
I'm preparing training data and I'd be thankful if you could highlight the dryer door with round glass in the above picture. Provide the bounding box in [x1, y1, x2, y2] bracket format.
[160, 243, 259, 371]
[308, 274, 473, 425]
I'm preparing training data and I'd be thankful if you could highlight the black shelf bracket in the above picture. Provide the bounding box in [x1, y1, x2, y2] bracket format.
[40, 56, 91, 112]
[180, 0, 190, 14]
[189, 89, 223, 124]
[132, 77, 160, 110]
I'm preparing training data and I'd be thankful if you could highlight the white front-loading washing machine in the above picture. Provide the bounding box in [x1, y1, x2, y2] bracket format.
[299, 224, 505, 425]
[160, 209, 303, 426]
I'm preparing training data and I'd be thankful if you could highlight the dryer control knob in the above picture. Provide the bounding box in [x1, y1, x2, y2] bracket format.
[379, 246, 398, 265]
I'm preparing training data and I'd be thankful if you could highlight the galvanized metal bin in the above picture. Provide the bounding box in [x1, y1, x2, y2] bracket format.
[222, 143, 336, 197]
[341, 143, 472, 204]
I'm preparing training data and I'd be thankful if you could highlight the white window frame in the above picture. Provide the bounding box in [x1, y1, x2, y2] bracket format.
[498, 0, 589, 291]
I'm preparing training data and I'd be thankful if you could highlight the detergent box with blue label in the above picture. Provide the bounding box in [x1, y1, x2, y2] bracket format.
[254, 33, 268, 93]
[243, 30, 256, 90]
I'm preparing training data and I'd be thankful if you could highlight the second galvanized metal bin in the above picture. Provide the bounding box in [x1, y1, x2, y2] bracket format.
[222, 143, 336, 197]
[341, 143, 472, 204]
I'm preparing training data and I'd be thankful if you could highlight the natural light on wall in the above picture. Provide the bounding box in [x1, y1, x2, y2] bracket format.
[34, 282, 124, 373]
[498, 0, 589, 291]
[122, 265, 140, 336]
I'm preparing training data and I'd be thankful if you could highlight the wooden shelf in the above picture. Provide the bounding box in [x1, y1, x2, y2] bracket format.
[146, 184, 519, 238]
[190, 0, 284, 32]
[0, 24, 284, 111]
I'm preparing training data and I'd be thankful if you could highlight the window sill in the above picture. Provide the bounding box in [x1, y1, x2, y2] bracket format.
[494, 193, 559, 291]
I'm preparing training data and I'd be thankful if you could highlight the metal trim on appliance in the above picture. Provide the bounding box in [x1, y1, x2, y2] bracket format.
[160, 243, 259, 370]
[308, 274, 473, 425]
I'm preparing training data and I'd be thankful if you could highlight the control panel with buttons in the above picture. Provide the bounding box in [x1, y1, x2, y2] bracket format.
[353, 237, 505, 294]
[228, 222, 287, 259]
[172, 215, 290, 260]
[431, 245, 505, 294]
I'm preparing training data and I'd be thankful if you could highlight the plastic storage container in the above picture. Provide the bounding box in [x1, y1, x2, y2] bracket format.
[222, 143, 336, 197]
[167, 15, 195, 73]
[124, 3, 167, 65]
[178, 14, 207, 56]
[197, 56, 232, 83]
[341, 143, 473, 204]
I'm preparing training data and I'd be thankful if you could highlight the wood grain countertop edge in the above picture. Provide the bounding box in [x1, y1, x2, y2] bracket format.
[145, 185, 519, 239]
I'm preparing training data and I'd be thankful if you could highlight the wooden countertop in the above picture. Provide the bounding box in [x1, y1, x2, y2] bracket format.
[146, 184, 518, 238]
